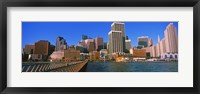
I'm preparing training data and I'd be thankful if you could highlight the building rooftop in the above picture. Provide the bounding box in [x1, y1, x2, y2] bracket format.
[111, 22, 125, 26]
[138, 36, 148, 39]
[108, 30, 123, 35]
[125, 40, 131, 42]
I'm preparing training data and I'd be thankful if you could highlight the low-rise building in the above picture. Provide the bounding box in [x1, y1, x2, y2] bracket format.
[133, 58, 146, 61]
[80, 53, 89, 61]
[49, 50, 64, 61]
[30, 54, 43, 61]
[24, 44, 35, 54]
[160, 52, 178, 61]
[111, 53, 119, 60]
[116, 56, 125, 62]
[89, 51, 100, 61]
[130, 48, 146, 58]
[64, 46, 80, 61]
[100, 49, 108, 60]
[23, 44, 35, 61]
[33, 40, 55, 61]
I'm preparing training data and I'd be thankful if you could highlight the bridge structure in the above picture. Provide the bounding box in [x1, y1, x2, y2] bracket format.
[22, 60, 88, 72]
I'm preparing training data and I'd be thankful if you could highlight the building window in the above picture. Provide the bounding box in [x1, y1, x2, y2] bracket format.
[31, 49, 33, 54]
[170, 55, 173, 59]
[165, 55, 167, 58]
[175, 55, 177, 58]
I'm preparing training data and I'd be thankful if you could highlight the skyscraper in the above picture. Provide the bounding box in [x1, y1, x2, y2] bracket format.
[158, 35, 161, 43]
[148, 38, 153, 47]
[111, 22, 125, 34]
[55, 36, 67, 51]
[125, 40, 132, 53]
[111, 22, 126, 52]
[103, 42, 107, 49]
[82, 35, 88, 40]
[108, 30, 124, 54]
[150, 46, 157, 57]
[125, 36, 129, 40]
[164, 23, 178, 53]
[159, 38, 166, 55]
[156, 43, 160, 57]
[95, 37, 103, 51]
[87, 42, 95, 52]
[107, 43, 109, 53]
[138, 36, 148, 48]
[77, 40, 87, 48]
[85, 38, 94, 45]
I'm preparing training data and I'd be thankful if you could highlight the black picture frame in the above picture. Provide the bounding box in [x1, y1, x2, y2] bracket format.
[0, 0, 200, 94]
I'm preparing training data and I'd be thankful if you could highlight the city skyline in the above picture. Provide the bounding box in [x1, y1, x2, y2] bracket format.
[22, 22, 178, 48]
[22, 22, 178, 72]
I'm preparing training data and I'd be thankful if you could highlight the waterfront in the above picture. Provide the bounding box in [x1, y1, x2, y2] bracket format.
[22, 22, 179, 72]
[85, 62, 178, 72]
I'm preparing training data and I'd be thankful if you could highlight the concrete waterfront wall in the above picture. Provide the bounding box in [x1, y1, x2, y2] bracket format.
[79, 62, 88, 72]
[49, 61, 88, 72]
[22, 60, 88, 72]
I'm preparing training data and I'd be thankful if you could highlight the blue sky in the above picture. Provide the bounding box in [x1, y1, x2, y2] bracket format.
[22, 22, 178, 48]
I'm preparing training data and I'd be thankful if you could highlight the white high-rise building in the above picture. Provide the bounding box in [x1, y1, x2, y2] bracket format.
[150, 46, 157, 57]
[111, 22, 125, 35]
[159, 38, 166, 55]
[147, 23, 178, 58]
[164, 23, 178, 53]
[111, 22, 126, 52]
[156, 43, 160, 57]
[108, 30, 124, 54]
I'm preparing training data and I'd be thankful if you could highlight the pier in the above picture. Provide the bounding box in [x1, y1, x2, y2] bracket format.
[22, 60, 88, 72]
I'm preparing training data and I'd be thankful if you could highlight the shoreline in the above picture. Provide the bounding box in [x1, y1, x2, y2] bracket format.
[88, 61, 178, 63]
[22, 60, 178, 64]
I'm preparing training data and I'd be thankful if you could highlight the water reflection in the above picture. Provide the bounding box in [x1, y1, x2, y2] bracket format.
[85, 62, 178, 72]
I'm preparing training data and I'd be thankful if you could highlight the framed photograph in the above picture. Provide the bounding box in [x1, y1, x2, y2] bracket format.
[1, 0, 200, 94]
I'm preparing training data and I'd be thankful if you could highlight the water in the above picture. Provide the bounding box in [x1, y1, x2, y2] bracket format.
[85, 62, 178, 72]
